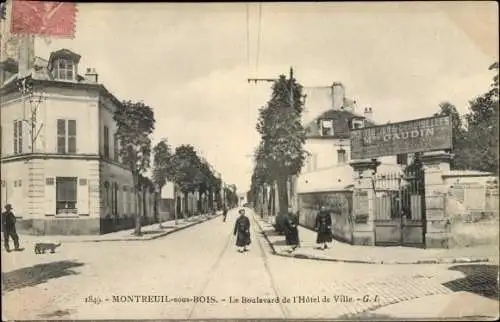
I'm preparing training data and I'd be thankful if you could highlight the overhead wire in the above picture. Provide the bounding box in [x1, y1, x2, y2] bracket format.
[256, 2, 262, 73]
[246, 3, 250, 71]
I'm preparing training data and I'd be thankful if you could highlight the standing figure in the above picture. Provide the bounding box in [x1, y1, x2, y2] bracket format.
[284, 211, 300, 252]
[314, 206, 333, 250]
[233, 208, 251, 252]
[222, 205, 228, 222]
[2, 204, 20, 252]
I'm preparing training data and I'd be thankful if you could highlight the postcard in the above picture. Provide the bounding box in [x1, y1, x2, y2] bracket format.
[1, 1, 499, 321]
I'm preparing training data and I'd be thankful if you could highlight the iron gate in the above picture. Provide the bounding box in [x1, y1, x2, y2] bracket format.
[373, 165, 426, 247]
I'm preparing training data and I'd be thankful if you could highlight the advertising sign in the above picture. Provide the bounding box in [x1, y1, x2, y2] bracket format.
[350, 115, 452, 160]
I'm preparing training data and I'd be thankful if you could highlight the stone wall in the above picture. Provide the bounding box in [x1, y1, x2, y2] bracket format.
[298, 190, 353, 243]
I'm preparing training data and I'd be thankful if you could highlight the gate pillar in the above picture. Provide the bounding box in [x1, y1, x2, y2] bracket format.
[421, 151, 454, 248]
[350, 158, 380, 245]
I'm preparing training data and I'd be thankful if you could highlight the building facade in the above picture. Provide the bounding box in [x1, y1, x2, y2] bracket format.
[298, 82, 404, 194]
[0, 49, 157, 235]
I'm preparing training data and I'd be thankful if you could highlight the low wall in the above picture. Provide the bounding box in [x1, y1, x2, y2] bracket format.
[447, 211, 499, 248]
[298, 191, 353, 243]
[14, 215, 158, 235]
[16, 218, 100, 235]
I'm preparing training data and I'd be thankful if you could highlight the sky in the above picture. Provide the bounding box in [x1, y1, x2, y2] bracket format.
[26, 2, 499, 194]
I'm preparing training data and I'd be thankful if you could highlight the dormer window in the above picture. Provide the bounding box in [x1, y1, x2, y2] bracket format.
[352, 119, 364, 129]
[54, 59, 74, 80]
[320, 119, 334, 136]
[48, 49, 81, 82]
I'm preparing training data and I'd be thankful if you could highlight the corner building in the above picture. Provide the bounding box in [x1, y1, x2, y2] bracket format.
[0, 49, 156, 235]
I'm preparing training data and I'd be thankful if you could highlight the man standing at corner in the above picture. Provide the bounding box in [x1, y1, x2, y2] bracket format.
[2, 204, 20, 252]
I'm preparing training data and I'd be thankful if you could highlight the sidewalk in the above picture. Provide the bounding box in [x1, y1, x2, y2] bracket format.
[16, 212, 221, 244]
[351, 291, 499, 320]
[254, 216, 499, 264]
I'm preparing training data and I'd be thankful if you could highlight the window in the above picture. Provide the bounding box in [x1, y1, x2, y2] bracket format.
[397, 153, 408, 165]
[103, 126, 110, 159]
[56, 177, 77, 214]
[112, 182, 118, 216]
[53, 59, 74, 80]
[337, 149, 347, 164]
[113, 134, 119, 162]
[320, 119, 334, 136]
[308, 153, 318, 171]
[103, 181, 110, 208]
[57, 119, 77, 154]
[13, 120, 23, 154]
[352, 119, 364, 129]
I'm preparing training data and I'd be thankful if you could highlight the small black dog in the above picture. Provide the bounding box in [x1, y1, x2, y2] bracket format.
[34, 242, 62, 254]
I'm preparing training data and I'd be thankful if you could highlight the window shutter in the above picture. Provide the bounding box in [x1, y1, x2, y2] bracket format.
[78, 177, 89, 215]
[13, 120, 17, 154]
[103, 126, 109, 158]
[68, 120, 76, 153]
[45, 179, 56, 215]
[57, 119, 66, 153]
[17, 121, 23, 153]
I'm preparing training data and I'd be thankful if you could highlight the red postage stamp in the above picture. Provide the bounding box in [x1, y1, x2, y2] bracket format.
[10, 0, 77, 38]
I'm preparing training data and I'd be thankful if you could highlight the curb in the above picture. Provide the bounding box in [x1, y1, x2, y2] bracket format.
[254, 217, 492, 265]
[60, 214, 221, 243]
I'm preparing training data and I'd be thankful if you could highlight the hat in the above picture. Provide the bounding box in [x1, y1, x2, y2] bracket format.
[238, 208, 245, 215]
[5, 204, 12, 210]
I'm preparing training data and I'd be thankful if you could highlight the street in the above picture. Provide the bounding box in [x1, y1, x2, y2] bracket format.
[2, 208, 499, 320]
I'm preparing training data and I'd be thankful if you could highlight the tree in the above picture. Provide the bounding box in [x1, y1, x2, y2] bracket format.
[433, 101, 468, 169]
[255, 72, 307, 229]
[463, 62, 499, 174]
[169, 145, 205, 216]
[152, 138, 175, 223]
[251, 143, 273, 216]
[114, 100, 155, 235]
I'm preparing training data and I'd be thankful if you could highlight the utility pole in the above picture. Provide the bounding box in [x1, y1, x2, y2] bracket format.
[17, 78, 45, 156]
[17, 76, 45, 220]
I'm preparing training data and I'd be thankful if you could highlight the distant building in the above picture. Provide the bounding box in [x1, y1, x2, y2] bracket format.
[297, 82, 403, 194]
[0, 48, 156, 235]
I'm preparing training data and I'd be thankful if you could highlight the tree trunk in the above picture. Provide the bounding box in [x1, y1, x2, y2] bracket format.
[157, 187, 162, 228]
[209, 189, 214, 211]
[183, 191, 189, 218]
[173, 185, 178, 225]
[142, 188, 147, 224]
[133, 172, 141, 236]
[277, 175, 289, 215]
[275, 175, 289, 234]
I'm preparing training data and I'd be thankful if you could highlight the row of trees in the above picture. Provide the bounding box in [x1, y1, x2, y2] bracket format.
[433, 62, 498, 174]
[251, 70, 308, 232]
[114, 101, 237, 236]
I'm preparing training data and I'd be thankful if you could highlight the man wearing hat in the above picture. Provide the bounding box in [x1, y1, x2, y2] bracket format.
[2, 204, 20, 252]
[233, 208, 251, 252]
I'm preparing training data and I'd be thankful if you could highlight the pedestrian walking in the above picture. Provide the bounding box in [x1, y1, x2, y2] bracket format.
[222, 205, 228, 222]
[233, 208, 251, 252]
[314, 206, 333, 250]
[284, 210, 300, 252]
[2, 204, 20, 252]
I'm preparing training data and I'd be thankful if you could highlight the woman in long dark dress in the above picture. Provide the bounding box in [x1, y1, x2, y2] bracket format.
[284, 211, 300, 252]
[233, 208, 251, 252]
[314, 206, 333, 250]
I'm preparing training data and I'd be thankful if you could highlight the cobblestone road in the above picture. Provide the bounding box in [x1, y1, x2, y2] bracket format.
[2, 208, 498, 320]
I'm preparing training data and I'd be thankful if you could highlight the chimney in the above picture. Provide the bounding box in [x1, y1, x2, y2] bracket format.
[364, 107, 373, 121]
[85, 67, 98, 83]
[331, 82, 345, 110]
